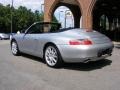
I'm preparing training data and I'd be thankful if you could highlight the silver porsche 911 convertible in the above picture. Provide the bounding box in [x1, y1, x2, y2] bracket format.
[11, 22, 114, 68]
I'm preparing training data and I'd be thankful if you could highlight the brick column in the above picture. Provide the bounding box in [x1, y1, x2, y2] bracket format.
[82, 12, 93, 30]
[78, 0, 96, 30]
[44, 0, 59, 22]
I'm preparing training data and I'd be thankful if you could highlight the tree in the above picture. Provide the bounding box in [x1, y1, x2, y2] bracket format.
[0, 4, 58, 33]
[0, 4, 11, 33]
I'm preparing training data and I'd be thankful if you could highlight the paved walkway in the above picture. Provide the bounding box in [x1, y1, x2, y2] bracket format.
[113, 41, 120, 48]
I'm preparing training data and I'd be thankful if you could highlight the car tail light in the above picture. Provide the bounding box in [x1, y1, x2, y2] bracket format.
[69, 39, 92, 45]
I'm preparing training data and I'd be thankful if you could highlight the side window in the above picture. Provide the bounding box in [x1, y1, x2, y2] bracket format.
[27, 23, 43, 34]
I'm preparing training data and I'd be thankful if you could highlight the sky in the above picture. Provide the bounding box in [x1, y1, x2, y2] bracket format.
[0, 0, 44, 12]
[0, 0, 74, 28]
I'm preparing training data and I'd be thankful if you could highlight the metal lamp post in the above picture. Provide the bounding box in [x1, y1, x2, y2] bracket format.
[59, 11, 63, 23]
[41, 4, 44, 13]
[71, 17, 74, 27]
[64, 10, 70, 28]
[11, 0, 13, 33]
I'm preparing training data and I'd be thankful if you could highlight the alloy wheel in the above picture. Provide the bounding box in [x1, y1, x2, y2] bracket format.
[11, 41, 18, 55]
[45, 46, 58, 67]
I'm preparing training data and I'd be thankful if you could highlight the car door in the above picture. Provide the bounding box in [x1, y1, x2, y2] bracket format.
[22, 23, 43, 55]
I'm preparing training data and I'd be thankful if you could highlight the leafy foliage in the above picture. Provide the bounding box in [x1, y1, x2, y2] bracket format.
[0, 3, 58, 33]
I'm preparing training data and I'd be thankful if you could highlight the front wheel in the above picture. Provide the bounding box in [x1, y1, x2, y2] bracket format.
[44, 45, 63, 68]
[0, 37, 2, 40]
[11, 41, 20, 56]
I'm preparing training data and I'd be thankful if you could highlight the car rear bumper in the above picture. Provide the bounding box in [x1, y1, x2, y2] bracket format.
[78, 54, 111, 63]
[57, 43, 114, 63]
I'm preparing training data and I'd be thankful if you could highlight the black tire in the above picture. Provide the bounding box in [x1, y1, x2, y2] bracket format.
[0, 37, 2, 40]
[11, 40, 20, 56]
[44, 45, 63, 68]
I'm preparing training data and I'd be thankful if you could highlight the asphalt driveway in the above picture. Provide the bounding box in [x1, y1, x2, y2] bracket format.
[0, 40, 120, 90]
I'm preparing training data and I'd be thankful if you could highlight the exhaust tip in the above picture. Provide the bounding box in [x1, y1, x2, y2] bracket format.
[84, 59, 91, 63]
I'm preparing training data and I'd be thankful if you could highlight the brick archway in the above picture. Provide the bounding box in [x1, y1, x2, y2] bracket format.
[44, 0, 82, 28]
[44, 0, 96, 30]
[53, 3, 81, 28]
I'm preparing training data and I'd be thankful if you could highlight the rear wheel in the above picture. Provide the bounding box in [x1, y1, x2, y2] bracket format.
[11, 41, 20, 56]
[44, 45, 63, 68]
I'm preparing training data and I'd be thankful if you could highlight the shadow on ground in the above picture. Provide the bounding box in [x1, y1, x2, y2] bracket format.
[21, 53, 112, 71]
[21, 53, 46, 64]
[63, 59, 112, 71]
